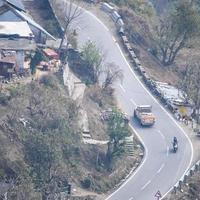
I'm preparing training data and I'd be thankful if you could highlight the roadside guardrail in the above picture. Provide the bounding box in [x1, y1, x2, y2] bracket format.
[173, 160, 200, 194]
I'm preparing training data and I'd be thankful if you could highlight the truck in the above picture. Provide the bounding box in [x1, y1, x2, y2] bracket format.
[134, 105, 155, 126]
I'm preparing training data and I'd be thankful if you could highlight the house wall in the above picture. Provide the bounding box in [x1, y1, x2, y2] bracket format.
[29, 24, 47, 44]
[16, 50, 24, 71]
[0, 63, 14, 78]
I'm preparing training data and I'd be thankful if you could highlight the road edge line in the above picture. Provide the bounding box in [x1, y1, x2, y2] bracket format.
[115, 43, 194, 200]
[73, 4, 194, 199]
[104, 124, 148, 200]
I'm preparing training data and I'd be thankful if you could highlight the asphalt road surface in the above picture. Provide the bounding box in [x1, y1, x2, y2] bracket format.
[68, 5, 193, 200]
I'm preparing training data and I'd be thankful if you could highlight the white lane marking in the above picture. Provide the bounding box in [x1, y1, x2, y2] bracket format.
[78, 5, 194, 200]
[141, 180, 151, 191]
[157, 163, 165, 174]
[112, 36, 117, 42]
[158, 130, 165, 140]
[104, 27, 192, 200]
[58, 4, 148, 200]
[115, 42, 193, 199]
[119, 84, 126, 92]
[167, 146, 169, 157]
[130, 98, 137, 107]
[128, 197, 134, 200]
[105, 124, 149, 200]
[77, 7, 149, 200]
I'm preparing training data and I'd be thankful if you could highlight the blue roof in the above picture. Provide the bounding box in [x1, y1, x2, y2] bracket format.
[6, 0, 25, 11]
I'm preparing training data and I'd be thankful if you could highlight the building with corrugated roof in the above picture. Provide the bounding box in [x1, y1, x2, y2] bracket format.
[0, 0, 55, 43]
[0, 0, 56, 78]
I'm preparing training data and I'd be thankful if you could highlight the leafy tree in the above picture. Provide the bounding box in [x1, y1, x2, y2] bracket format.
[81, 41, 103, 84]
[154, 0, 200, 65]
[106, 109, 129, 170]
[30, 50, 45, 75]
[24, 134, 57, 184]
[7, 175, 40, 200]
[180, 61, 200, 127]
[107, 109, 129, 152]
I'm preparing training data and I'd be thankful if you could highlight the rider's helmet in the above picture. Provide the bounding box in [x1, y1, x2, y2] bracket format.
[173, 136, 178, 143]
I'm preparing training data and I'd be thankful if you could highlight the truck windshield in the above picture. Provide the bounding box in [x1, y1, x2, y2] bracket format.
[140, 108, 151, 113]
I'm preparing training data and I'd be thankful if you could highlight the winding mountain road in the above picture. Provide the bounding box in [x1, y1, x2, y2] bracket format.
[68, 5, 193, 200]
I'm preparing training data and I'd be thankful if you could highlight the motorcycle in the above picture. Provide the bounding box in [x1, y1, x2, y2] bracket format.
[173, 142, 178, 153]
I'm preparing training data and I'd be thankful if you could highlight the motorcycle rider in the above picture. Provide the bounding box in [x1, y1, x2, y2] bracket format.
[173, 136, 178, 152]
[173, 136, 178, 145]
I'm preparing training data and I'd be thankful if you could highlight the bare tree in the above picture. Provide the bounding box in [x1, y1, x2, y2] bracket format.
[180, 61, 200, 128]
[102, 63, 123, 90]
[67, 30, 78, 49]
[154, 0, 200, 66]
[58, 0, 82, 53]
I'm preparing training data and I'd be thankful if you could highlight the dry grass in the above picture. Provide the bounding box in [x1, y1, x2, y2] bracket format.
[165, 171, 200, 200]
[0, 75, 143, 197]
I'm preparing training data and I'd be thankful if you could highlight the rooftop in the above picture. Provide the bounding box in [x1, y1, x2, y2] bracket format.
[15, 10, 56, 40]
[0, 21, 33, 37]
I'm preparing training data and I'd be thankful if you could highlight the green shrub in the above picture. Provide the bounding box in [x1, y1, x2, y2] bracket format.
[0, 168, 5, 180]
[81, 177, 92, 189]
[8, 87, 19, 98]
[0, 93, 9, 105]
[39, 75, 56, 88]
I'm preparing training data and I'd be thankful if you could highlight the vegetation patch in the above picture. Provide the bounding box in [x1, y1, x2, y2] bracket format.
[0, 74, 142, 198]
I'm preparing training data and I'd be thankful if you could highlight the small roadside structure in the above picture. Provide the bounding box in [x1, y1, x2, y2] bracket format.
[36, 48, 60, 72]
[42, 48, 59, 60]
[0, 53, 15, 79]
[0, 38, 36, 76]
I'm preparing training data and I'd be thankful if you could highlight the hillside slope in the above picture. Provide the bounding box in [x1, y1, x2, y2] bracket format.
[0, 74, 142, 199]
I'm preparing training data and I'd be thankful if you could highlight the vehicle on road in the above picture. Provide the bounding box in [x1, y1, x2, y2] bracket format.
[173, 142, 178, 153]
[172, 137, 178, 153]
[134, 105, 155, 126]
